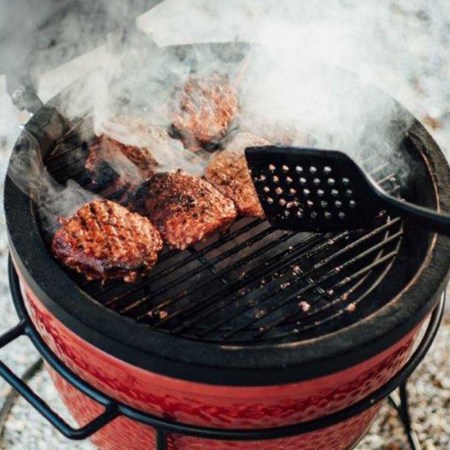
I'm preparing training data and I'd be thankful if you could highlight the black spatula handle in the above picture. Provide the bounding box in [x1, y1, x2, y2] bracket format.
[375, 189, 450, 237]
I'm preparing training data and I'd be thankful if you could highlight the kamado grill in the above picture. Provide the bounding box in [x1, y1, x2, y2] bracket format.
[1, 7, 450, 450]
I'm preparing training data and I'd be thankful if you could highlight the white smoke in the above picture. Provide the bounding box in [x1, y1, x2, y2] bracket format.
[3, 0, 450, 225]
[8, 130, 97, 232]
[138, 0, 450, 150]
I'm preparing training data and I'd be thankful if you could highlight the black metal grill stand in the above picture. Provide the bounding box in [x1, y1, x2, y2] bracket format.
[0, 257, 444, 450]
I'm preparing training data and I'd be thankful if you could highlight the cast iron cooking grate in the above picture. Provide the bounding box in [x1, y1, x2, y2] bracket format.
[43, 125, 404, 344]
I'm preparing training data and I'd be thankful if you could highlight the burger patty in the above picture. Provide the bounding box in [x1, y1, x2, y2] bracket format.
[205, 132, 269, 218]
[52, 199, 163, 282]
[86, 117, 207, 199]
[86, 134, 158, 202]
[131, 172, 237, 250]
[171, 73, 238, 151]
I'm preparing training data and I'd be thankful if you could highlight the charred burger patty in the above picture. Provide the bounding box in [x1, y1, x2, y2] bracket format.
[52, 199, 163, 282]
[171, 73, 238, 150]
[205, 132, 269, 218]
[131, 171, 237, 250]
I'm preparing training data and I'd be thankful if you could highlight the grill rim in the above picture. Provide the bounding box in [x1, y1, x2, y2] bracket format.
[5, 69, 450, 386]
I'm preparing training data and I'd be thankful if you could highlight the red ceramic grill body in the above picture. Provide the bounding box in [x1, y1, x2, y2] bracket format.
[19, 278, 421, 450]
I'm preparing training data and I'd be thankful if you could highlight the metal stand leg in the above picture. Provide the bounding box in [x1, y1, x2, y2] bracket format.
[388, 380, 421, 450]
[156, 430, 167, 450]
[0, 358, 43, 438]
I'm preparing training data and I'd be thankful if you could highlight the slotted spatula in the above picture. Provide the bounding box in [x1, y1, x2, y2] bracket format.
[245, 146, 450, 235]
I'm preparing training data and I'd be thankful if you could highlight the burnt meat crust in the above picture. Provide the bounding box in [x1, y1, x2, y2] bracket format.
[52, 199, 163, 282]
[131, 172, 237, 250]
[205, 132, 269, 218]
[86, 134, 158, 187]
[171, 73, 238, 151]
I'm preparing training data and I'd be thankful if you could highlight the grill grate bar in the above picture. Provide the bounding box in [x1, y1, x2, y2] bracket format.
[189, 214, 400, 338]
[312, 216, 401, 272]
[119, 225, 291, 315]
[261, 247, 401, 341]
[376, 173, 398, 186]
[254, 234, 402, 339]
[366, 161, 390, 176]
[175, 231, 353, 335]
[188, 247, 229, 285]
[100, 219, 264, 304]
[170, 234, 335, 334]
[221, 220, 402, 339]
[134, 229, 306, 321]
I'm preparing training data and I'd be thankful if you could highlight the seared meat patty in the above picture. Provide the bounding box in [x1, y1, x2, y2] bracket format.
[205, 132, 269, 218]
[87, 116, 206, 202]
[86, 134, 157, 187]
[171, 73, 238, 151]
[52, 199, 163, 282]
[131, 172, 237, 250]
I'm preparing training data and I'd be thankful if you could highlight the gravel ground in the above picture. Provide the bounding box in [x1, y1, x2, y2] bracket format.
[0, 1, 449, 449]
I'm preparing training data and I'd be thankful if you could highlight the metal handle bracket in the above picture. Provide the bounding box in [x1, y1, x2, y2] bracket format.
[0, 315, 119, 439]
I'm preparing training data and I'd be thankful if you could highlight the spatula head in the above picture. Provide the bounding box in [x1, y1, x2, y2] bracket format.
[245, 146, 384, 232]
